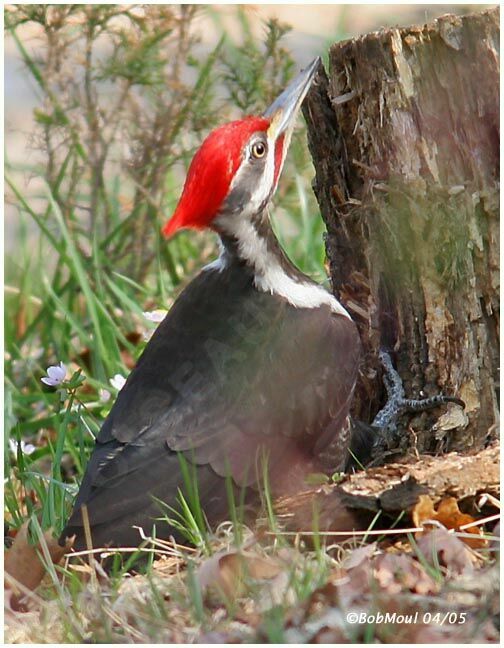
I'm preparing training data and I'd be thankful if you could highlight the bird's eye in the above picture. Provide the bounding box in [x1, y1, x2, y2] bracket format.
[251, 141, 266, 159]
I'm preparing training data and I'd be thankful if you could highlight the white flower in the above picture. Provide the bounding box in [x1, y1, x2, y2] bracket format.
[41, 361, 67, 387]
[99, 388, 111, 403]
[9, 438, 36, 456]
[143, 309, 167, 323]
[110, 374, 126, 391]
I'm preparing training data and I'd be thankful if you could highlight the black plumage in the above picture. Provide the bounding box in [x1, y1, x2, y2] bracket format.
[62, 255, 360, 549]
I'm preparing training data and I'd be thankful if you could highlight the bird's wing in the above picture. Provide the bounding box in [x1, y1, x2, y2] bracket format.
[80, 268, 360, 501]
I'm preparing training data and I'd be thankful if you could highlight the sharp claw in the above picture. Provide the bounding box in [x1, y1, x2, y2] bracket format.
[371, 349, 465, 453]
[401, 394, 466, 413]
[444, 396, 466, 409]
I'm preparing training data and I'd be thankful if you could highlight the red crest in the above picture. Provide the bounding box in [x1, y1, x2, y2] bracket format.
[163, 117, 270, 237]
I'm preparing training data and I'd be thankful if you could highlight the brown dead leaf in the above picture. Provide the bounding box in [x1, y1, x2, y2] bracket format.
[312, 625, 349, 643]
[197, 630, 244, 643]
[373, 552, 438, 595]
[5, 521, 73, 601]
[415, 528, 473, 575]
[16, 298, 27, 338]
[197, 550, 282, 600]
[335, 560, 372, 610]
[342, 542, 376, 569]
[120, 331, 143, 369]
[412, 495, 486, 547]
[412, 494, 436, 526]
[77, 331, 142, 374]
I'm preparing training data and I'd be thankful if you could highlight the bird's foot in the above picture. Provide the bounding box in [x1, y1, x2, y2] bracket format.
[371, 350, 465, 455]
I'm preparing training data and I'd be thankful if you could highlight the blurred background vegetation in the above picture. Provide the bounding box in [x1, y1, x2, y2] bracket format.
[4, 4, 486, 536]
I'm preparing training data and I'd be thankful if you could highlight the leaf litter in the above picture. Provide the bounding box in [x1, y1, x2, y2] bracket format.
[4, 500, 499, 643]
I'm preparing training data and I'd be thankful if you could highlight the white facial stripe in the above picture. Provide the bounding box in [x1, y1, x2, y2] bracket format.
[224, 132, 277, 218]
[222, 217, 350, 317]
[213, 130, 350, 317]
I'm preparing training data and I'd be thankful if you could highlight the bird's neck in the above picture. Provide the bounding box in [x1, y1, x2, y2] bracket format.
[218, 212, 302, 282]
[211, 211, 351, 318]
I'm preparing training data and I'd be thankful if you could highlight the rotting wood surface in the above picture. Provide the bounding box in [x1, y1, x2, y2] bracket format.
[303, 8, 499, 451]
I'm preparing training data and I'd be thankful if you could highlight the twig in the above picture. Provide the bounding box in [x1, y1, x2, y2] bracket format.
[265, 527, 424, 537]
[265, 513, 501, 538]
[458, 512, 500, 531]
[477, 493, 501, 510]
[66, 546, 180, 559]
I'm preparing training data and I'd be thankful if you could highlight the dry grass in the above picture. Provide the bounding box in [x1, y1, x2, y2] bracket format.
[5, 509, 500, 643]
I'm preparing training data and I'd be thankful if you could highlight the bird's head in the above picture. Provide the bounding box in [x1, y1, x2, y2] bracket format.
[163, 57, 320, 239]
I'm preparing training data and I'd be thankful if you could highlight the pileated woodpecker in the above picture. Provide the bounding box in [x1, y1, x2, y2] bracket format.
[62, 58, 362, 550]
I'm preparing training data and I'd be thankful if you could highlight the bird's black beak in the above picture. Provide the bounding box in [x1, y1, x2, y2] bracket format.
[263, 57, 321, 141]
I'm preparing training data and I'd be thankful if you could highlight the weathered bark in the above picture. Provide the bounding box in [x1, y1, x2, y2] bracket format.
[275, 442, 499, 533]
[303, 8, 499, 453]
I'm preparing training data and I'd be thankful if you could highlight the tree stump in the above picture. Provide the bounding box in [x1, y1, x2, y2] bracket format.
[303, 8, 499, 453]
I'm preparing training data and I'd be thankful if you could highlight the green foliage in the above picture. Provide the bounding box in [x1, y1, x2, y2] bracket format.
[215, 8, 295, 112]
[153, 452, 212, 553]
